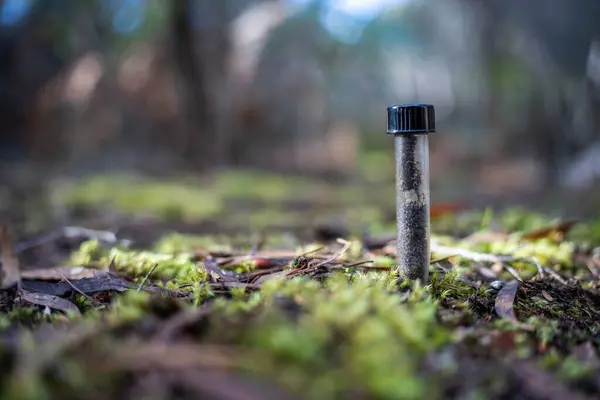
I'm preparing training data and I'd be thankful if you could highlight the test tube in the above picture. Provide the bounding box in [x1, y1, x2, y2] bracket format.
[387, 104, 435, 283]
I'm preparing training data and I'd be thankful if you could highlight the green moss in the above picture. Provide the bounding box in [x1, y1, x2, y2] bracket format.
[9, 177, 600, 399]
[106, 290, 151, 324]
[487, 237, 575, 269]
[69, 240, 208, 288]
[427, 270, 482, 302]
[203, 272, 451, 399]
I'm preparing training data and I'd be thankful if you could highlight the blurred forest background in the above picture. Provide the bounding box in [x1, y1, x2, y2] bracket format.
[1, 0, 600, 230]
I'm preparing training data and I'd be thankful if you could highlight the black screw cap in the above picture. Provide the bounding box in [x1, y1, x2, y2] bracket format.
[387, 103, 435, 134]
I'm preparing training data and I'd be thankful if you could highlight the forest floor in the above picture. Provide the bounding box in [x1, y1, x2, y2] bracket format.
[1, 170, 600, 400]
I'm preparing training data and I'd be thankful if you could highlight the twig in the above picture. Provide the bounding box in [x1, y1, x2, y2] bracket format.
[530, 256, 545, 279]
[431, 242, 514, 263]
[430, 254, 457, 264]
[108, 255, 118, 274]
[504, 265, 524, 283]
[242, 265, 286, 282]
[287, 239, 351, 277]
[586, 260, 600, 278]
[431, 242, 555, 282]
[137, 263, 159, 292]
[334, 260, 374, 269]
[542, 266, 568, 285]
[54, 269, 104, 308]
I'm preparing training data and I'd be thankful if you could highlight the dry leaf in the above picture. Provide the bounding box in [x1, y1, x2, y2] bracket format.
[21, 266, 98, 281]
[541, 290, 554, 302]
[495, 280, 519, 320]
[21, 292, 81, 316]
[430, 202, 468, 219]
[521, 221, 577, 242]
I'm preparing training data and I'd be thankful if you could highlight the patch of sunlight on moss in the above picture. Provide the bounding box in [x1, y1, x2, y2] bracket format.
[487, 237, 574, 268]
[209, 272, 451, 399]
[108, 248, 207, 287]
[69, 240, 208, 288]
[54, 174, 222, 221]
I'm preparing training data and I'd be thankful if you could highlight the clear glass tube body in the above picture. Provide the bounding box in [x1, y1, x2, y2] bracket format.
[394, 133, 430, 282]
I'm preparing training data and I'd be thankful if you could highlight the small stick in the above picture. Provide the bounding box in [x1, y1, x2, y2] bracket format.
[286, 239, 351, 277]
[55, 268, 103, 308]
[542, 266, 568, 285]
[432, 242, 546, 274]
[530, 256, 545, 279]
[337, 260, 375, 269]
[137, 263, 159, 292]
[504, 265, 524, 283]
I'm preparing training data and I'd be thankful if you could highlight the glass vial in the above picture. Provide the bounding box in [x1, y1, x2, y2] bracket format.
[387, 104, 435, 282]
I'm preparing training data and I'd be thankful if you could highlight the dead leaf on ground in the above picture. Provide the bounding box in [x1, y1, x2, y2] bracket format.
[541, 290, 554, 302]
[495, 280, 519, 320]
[21, 272, 175, 297]
[21, 292, 81, 316]
[202, 257, 238, 283]
[430, 202, 469, 219]
[21, 266, 99, 281]
[521, 221, 578, 242]
[462, 230, 509, 244]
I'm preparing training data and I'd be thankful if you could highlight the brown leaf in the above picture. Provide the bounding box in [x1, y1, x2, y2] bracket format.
[495, 280, 519, 320]
[430, 202, 469, 219]
[521, 221, 577, 242]
[202, 257, 238, 282]
[462, 230, 509, 244]
[254, 257, 276, 269]
[541, 290, 554, 302]
[0, 225, 21, 289]
[21, 271, 174, 297]
[21, 266, 99, 281]
[21, 292, 81, 316]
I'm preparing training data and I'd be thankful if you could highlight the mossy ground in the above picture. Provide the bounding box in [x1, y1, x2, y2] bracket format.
[2, 171, 600, 399]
